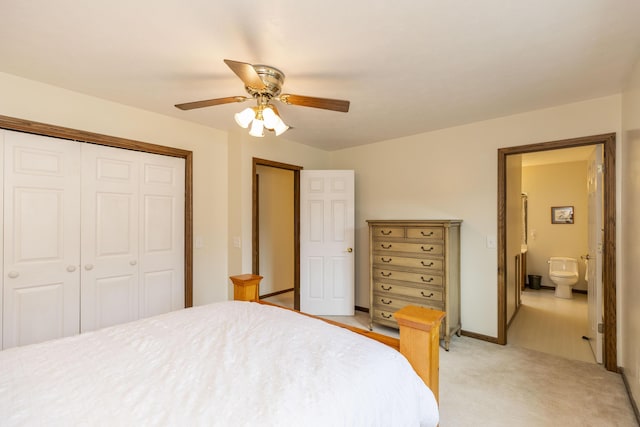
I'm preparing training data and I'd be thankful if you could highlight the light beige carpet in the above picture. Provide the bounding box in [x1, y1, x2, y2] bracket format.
[439, 336, 638, 426]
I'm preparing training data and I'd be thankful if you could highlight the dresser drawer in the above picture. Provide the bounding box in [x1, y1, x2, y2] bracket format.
[371, 226, 405, 239]
[373, 308, 398, 324]
[406, 227, 443, 240]
[373, 281, 443, 301]
[373, 254, 443, 271]
[373, 241, 443, 255]
[372, 291, 444, 308]
[373, 268, 443, 286]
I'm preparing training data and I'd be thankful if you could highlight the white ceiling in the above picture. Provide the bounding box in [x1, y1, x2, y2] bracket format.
[1, 1, 639, 151]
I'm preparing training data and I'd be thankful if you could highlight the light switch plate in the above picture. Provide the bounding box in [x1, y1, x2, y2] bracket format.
[486, 236, 497, 249]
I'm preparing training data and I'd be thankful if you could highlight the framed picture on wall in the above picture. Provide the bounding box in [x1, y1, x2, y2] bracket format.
[551, 206, 574, 224]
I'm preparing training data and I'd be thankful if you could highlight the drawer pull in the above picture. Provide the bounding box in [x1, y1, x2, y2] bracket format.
[421, 261, 434, 267]
[381, 285, 393, 291]
[421, 246, 434, 252]
[381, 244, 392, 249]
[381, 312, 393, 319]
[380, 271, 392, 277]
[421, 291, 435, 298]
[381, 257, 392, 263]
[381, 298, 392, 305]
[380, 230, 392, 235]
[421, 231, 434, 237]
[421, 276, 434, 283]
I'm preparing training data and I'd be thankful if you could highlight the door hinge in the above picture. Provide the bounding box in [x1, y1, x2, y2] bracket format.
[597, 164, 604, 174]
[598, 323, 604, 333]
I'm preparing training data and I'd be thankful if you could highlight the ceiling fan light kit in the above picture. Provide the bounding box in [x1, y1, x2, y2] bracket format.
[234, 107, 256, 128]
[235, 104, 290, 137]
[175, 59, 350, 138]
[249, 116, 265, 137]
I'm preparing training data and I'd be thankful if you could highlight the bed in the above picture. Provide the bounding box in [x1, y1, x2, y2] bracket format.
[0, 293, 443, 425]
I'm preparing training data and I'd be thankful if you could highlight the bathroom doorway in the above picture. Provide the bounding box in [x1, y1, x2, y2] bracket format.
[497, 133, 617, 371]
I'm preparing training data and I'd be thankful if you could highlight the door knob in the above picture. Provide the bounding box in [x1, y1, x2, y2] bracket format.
[7, 271, 19, 279]
[346, 248, 353, 253]
[130, 260, 137, 266]
[66, 265, 77, 272]
[84, 264, 94, 271]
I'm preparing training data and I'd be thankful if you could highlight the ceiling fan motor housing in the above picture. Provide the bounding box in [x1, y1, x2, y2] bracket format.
[247, 65, 285, 99]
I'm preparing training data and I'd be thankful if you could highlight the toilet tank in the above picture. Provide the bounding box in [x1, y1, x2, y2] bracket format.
[548, 257, 578, 274]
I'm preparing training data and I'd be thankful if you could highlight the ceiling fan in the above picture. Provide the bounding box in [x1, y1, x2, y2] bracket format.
[175, 59, 350, 137]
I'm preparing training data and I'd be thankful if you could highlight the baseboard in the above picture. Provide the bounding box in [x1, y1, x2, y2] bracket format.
[460, 330, 499, 344]
[526, 285, 587, 295]
[355, 305, 369, 313]
[620, 367, 640, 425]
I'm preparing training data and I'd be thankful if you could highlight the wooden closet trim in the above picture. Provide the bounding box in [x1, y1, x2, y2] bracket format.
[0, 114, 194, 307]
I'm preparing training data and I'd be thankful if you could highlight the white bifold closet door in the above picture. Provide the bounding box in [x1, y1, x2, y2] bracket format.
[2, 130, 185, 348]
[2, 131, 82, 348]
[137, 151, 185, 318]
[80, 144, 185, 332]
[80, 144, 140, 332]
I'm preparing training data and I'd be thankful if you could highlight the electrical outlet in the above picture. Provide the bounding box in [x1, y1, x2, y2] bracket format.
[233, 236, 241, 248]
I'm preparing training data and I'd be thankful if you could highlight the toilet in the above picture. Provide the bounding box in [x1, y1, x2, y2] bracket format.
[548, 257, 579, 299]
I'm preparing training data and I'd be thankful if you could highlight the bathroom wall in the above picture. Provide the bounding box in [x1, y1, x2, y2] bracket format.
[522, 160, 589, 291]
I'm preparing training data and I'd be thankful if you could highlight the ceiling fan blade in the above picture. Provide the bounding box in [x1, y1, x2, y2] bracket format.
[224, 59, 266, 90]
[175, 96, 248, 110]
[279, 94, 350, 112]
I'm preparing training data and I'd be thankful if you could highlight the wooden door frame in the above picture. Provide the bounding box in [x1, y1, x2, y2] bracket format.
[252, 158, 302, 310]
[497, 133, 617, 371]
[0, 115, 194, 307]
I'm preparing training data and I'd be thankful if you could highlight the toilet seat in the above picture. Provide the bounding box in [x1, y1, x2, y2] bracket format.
[550, 271, 578, 279]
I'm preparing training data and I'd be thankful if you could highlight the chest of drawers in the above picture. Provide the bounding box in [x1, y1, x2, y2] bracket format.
[368, 220, 462, 350]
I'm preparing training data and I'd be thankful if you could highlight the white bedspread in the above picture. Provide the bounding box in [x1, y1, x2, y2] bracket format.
[0, 301, 438, 426]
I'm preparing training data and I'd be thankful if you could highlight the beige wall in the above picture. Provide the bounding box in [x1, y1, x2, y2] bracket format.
[329, 95, 621, 337]
[621, 55, 640, 409]
[256, 165, 294, 295]
[522, 161, 589, 291]
[0, 72, 333, 305]
[0, 71, 628, 352]
[0, 72, 230, 306]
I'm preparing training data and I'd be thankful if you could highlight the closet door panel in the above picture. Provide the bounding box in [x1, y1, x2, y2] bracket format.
[81, 144, 139, 332]
[2, 130, 81, 349]
[139, 153, 185, 317]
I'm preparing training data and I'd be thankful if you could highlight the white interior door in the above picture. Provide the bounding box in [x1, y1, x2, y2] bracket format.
[138, 152, 185, 318]
[81, 144, 139, 332]
[300, 170, 354, 315]
[587, 145, 603, 363]
[2, 130, 81, 348]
